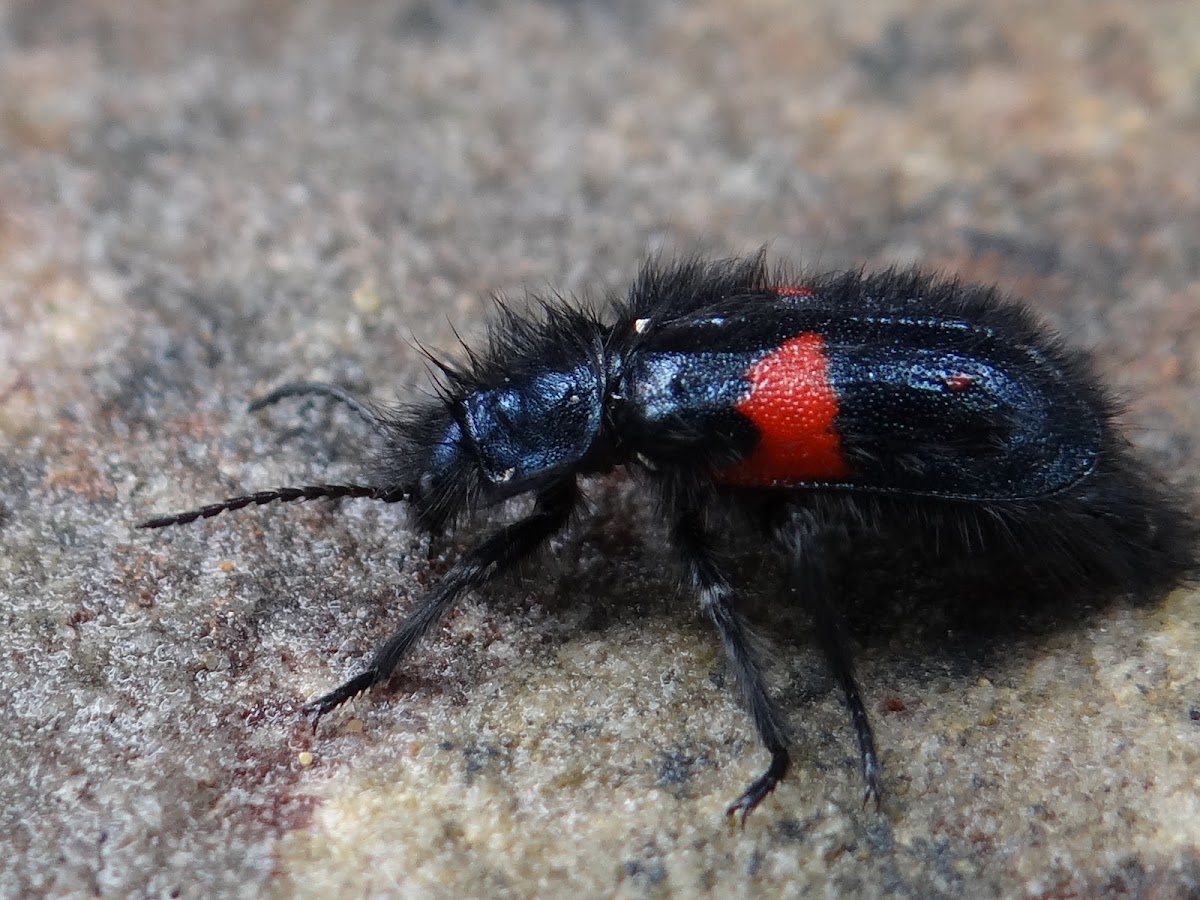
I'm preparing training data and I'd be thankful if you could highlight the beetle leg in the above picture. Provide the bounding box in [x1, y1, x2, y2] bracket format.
[304, 480, 578, 724]
[777, 510, 883, 808]
[671, 509, 790, 823]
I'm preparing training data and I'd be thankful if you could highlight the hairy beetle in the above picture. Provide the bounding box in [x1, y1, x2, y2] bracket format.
[141, 255, 1198, 820]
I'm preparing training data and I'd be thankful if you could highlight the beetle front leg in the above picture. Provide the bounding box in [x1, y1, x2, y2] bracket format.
[305, 480, 579, 725]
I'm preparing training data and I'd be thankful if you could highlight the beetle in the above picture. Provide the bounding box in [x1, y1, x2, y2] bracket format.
[141, 255, 1198, 820]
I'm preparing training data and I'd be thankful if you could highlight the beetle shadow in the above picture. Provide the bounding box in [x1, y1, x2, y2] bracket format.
[732, 534, 1161, 697]
[377, 496, 1181, 732]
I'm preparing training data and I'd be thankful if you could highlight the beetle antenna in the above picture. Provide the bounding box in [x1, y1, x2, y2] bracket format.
[249, 382, 381, 427]
[138, 484, 409, 529]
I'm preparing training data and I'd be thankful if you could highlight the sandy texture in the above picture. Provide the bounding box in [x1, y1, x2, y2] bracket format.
[2, 1, 1199, 896]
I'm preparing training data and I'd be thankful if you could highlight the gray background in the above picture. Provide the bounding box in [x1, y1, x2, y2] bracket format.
[2, 0, 1199, 896]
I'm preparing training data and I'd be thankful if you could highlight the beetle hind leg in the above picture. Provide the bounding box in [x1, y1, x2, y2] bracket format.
[778, 509, 884, 809]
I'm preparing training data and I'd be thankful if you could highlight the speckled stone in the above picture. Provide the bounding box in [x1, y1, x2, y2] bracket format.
[1, 1, 1198, 897]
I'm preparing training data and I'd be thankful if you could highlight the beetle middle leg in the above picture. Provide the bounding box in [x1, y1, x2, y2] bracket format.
[671, 508, 791, 823]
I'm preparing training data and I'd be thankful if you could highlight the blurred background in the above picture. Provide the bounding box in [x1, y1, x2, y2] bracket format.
[1, 1, 1198, 896]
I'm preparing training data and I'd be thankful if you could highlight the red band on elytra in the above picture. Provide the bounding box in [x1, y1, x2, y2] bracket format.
[773, 285, 814, 298]
[718, 333, 849, 486]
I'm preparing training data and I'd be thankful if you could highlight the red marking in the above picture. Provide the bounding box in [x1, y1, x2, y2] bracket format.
[718, 333, 850, 486]
[943, 373, 976, 392]
[774, 285, 813, 298]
